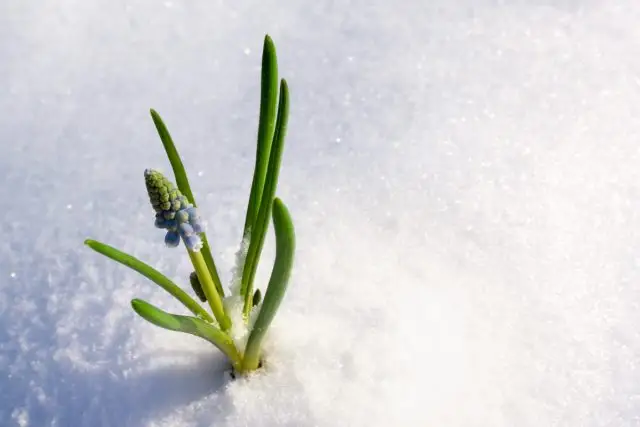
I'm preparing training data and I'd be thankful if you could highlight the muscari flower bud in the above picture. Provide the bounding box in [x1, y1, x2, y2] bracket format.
[165, 230, 180, 247]
[144, 169, 206, 251]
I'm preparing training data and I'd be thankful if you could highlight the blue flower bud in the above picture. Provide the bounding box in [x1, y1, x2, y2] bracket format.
[165, 230, 180, 247]
[184, 207, 205, 233]
[179, 223, 194, 237]
[185, 207, 198, 219]
[154, 215, 167, 229]
[184, 234, 203, 251]
[191, 221, 204, 234]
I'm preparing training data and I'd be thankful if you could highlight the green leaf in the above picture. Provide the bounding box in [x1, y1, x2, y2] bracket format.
[242, 198, 295, 372]
[131, 298, 241, 369]
[149, 109, 225, 298]
[243, 34, 279, 241]
[85, 239, 214, 323]
[241, 79, 290, 316]
[149, 109, 194, 204]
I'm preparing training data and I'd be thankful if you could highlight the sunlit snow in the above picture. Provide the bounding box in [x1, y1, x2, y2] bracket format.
[2, 1, 640, 426]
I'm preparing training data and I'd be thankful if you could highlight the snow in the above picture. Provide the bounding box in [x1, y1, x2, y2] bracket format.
[2, 0, 640, 426]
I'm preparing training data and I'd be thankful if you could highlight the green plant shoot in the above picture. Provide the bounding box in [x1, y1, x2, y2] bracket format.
[85, 34, 296, 376]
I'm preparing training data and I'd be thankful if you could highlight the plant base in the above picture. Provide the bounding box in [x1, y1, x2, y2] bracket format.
[229, 359, 264, 380]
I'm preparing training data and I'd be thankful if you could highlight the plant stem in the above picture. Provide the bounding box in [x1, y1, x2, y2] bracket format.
[188, 249, 231, 331]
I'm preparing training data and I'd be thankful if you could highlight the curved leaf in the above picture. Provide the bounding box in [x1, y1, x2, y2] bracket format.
[85, 239, 213, 323]
[131, 299, 241, 369]
[242, 198, 295, 372]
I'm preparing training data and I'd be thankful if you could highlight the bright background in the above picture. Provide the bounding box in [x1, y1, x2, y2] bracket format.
[2, 1, 640, 426]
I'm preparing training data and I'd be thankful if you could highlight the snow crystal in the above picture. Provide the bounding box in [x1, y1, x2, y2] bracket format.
[11, 408, 28, 427]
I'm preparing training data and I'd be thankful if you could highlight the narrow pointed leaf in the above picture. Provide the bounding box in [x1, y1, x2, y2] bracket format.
[241, 79, 290, 316]
[149, 109, 225, 298]
[242, 198, 295, 371]
[149, 109, 194, 204]
[85, 239, 213, 323]
[131, 298, 241, 369]
[243, 34, 279, 241]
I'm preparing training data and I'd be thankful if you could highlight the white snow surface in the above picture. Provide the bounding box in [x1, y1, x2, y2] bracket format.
[2, 1, 640, 426]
